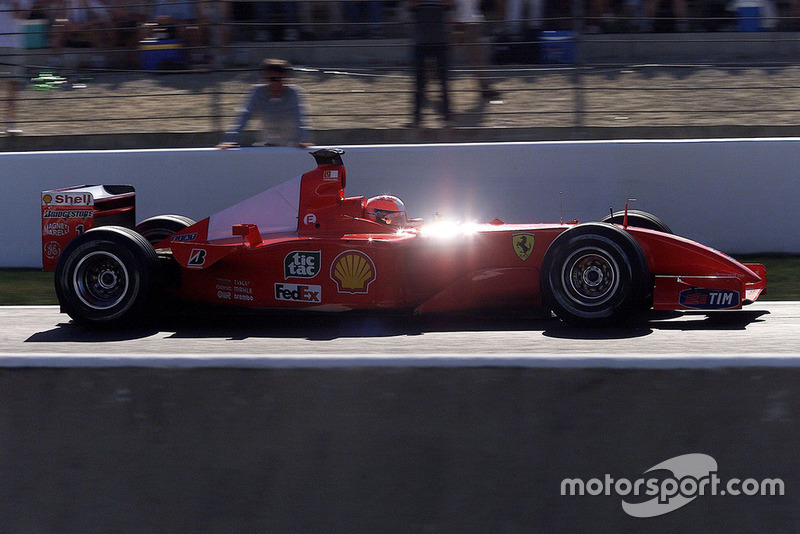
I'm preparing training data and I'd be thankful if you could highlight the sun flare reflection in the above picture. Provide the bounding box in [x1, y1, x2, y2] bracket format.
[419, 220, 481, 239]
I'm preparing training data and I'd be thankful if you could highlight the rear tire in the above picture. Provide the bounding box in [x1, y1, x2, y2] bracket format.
[135, 215, 196, 247]
[600, 210, 672, 234]
[541, 223, 650, 327]
[55, 227, 159, 327]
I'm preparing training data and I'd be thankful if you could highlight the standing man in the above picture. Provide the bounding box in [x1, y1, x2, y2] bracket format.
[0, 0, 28, 135]
[409, 0, 454, 127]
[218, 58, 313, 148]
[453, 0, 499, 100]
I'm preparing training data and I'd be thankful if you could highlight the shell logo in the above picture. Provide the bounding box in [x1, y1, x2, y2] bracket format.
[330, 250, 376, 294]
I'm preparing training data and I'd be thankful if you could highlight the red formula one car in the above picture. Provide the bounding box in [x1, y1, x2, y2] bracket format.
[45, 148, 766, 328]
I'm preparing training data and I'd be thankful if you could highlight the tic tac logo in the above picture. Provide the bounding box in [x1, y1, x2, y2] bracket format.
[42, 192, 93, 206]
[274, 283, 322, 303]
[680, 288, 740, 309]
[187, 248, 207, 267]
[330, 250, 376, 294]
[284, 251, 320, 279]
[513, 232, 535, 261]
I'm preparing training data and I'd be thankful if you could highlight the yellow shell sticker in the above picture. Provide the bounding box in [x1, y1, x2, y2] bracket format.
[513, 233, 535, 261]
[331, 250, 376, 294]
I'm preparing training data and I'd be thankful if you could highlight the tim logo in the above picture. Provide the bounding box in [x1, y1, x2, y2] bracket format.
[187, 248, 207, 268]
[680, 288, 739, 309]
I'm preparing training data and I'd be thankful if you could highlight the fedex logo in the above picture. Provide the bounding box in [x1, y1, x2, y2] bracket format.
[42, 192, 93, 206]
[680, 288, 740, 309]
[274, 283, 322, 303]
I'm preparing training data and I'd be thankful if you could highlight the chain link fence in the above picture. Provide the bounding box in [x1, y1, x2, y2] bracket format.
[2, 0, 800, 142]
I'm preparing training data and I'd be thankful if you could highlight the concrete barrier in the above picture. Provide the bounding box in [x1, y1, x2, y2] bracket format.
[3, 140, 799, 268]
[0, 363, 797, 532]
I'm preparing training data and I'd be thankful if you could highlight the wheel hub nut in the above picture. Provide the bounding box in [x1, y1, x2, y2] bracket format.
[99, 270, 118, 289]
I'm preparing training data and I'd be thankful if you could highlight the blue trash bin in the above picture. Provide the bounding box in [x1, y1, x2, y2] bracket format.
[540, 31, 575, 64]
[738, 4, 761, 31]
[139, 38, 185, 70]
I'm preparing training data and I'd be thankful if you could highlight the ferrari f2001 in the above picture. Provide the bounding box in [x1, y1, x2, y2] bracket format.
[43, 149, 765, 327]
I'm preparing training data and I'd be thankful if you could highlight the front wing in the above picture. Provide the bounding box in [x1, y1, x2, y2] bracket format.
[652, 263, 766, 310]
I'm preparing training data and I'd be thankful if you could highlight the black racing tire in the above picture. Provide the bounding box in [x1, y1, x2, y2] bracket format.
[54, 226, 159, 327]
[134, 215, 196, 247]
[600, 209, 673, 234]
[541, 223, 650, 327]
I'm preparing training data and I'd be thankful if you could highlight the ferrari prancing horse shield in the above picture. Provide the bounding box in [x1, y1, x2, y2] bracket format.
[513, 233, 535, 261]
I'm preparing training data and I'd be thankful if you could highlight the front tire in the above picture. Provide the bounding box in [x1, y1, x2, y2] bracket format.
[55, 227, 159, 327]
[600, 209, 673, 234]
[541, 223, 650, 326]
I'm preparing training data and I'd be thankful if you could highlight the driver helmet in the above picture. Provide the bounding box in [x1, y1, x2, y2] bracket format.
[365, 195, 407, 227]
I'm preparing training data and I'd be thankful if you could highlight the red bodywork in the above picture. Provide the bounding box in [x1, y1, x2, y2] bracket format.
[157, 153, 765, 315]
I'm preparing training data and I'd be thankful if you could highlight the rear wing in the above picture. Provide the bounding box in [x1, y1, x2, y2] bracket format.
[41, 185, 135, 270]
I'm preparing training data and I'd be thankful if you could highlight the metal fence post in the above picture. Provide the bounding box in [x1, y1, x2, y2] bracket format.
[571, 0, 585, 130]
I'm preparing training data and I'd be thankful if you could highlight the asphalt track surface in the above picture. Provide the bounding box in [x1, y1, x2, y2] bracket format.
[1, 302, 798, 366]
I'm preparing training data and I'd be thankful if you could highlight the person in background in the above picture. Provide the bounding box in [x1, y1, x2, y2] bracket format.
[201, 0, 231, 66]
[344, 0, 383, 36]
[252, 1, 300, 41]
[299, 1, 345, 39]
[106, 0, 148, 68]
[51, 0, 114, 52]
[0, 0, 29, 134]
[503, 0, 543, 35]
[409, 0, 454, 127]
[453, 0, 499, 100]
[217, 58, 313, 148]
[642, 0, 688, 31]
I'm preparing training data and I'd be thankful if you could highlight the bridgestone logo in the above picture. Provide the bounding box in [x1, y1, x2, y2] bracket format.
[43, 210, 93, 219]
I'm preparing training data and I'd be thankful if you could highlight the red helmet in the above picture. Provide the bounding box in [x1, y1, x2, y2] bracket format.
[365, 195, 407, 226]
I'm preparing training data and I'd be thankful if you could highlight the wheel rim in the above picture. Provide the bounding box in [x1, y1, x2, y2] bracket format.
[73, 251, 130, 310]
[561, 247, 620, 307]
